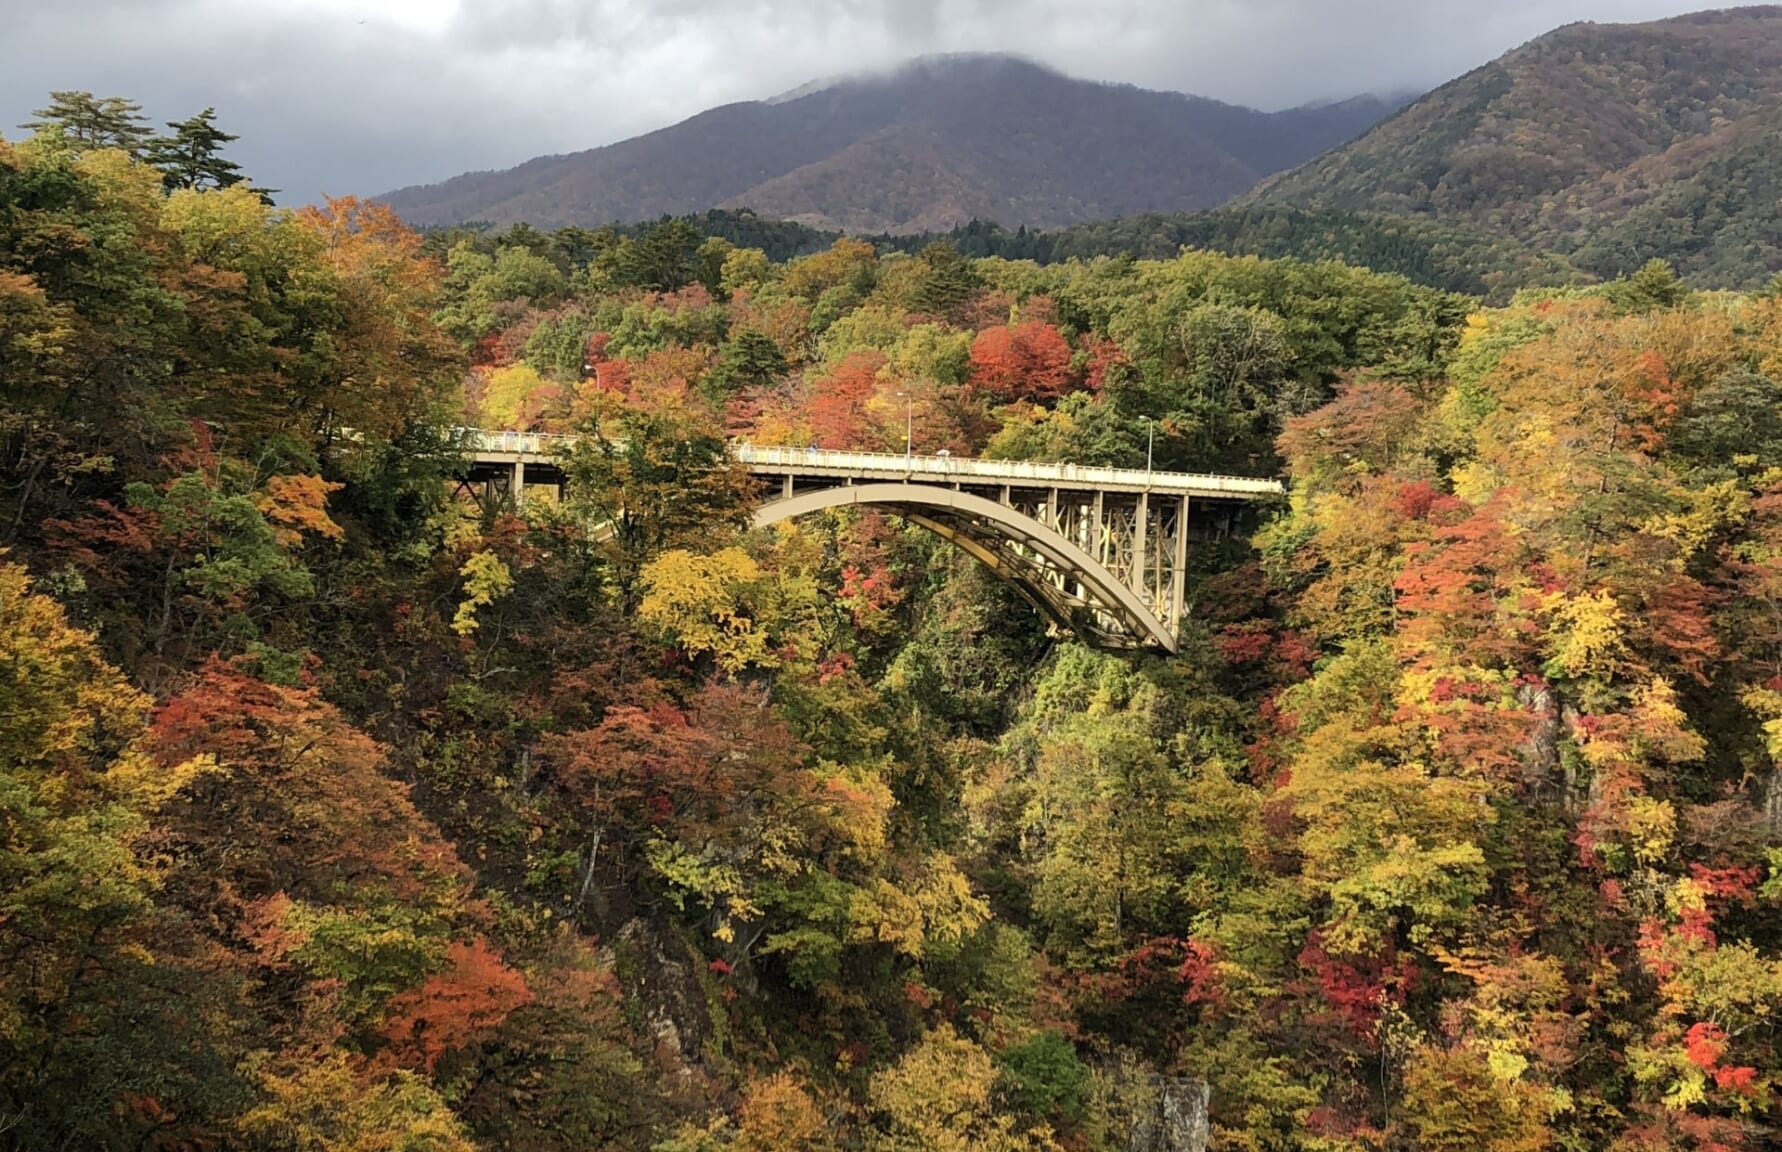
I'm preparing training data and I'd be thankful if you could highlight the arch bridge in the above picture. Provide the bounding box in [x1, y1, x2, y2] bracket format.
[462, 431, 1283, 653]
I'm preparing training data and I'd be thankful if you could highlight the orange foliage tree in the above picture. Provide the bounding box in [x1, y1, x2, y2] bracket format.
[968, 320, 1075, 404]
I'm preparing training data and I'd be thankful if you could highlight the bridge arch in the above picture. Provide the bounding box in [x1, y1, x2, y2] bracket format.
[754, 483, 1177, 652]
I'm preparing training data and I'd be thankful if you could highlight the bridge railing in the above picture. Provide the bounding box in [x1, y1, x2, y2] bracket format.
[459, 428, 576, 456]
[730, 442, 1284, 496]
[458, 429, 1283, 497]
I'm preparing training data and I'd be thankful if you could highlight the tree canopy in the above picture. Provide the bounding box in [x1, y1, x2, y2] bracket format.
[4, 94, 1782, 1152]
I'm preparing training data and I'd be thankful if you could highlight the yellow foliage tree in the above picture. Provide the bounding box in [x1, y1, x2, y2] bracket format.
[639, 547, 776, 674]
[868, 1026, 1061, 1152]
[1542, 589, 1630, 682]
[848, 853, 990, 960]
[1278, 640, 1492, 953]
[780, 238, 877, 302]
[474, 361, 550, 429]
[452, 549, 514, 637]
[1398, 1044, 1556, 1152]
[235, 1052, 477, 1152]
[734, 1070, 836, 1152]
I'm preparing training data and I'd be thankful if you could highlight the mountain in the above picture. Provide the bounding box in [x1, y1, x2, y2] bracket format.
[379, 55, 1403, 233]
[1248, 6, 1782, 286]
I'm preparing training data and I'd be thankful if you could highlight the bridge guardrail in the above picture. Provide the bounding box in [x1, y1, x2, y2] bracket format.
[458, 429, 1283, 497]
[459, 428, 576, 456]
[728, 443, 1283, 497]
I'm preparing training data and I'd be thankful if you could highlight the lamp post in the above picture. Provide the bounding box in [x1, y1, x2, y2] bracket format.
[1140, 416, 1155, 478]
[897, 391, 913, 462]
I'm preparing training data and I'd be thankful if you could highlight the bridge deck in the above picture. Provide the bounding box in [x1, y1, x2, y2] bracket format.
[461, 430, 1283, 500]
[731, 444, 1282, 499]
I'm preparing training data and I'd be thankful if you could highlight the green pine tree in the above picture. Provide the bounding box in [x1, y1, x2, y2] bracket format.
[145, 108, 245, 192]
[912, 242, 982, 320]
[21, 91, 153, 155]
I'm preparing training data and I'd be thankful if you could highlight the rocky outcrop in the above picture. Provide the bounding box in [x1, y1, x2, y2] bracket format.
[1131, 1075, 1211, 1152]
[1516, 679, 1560, 797]
[608, 918, 712, 1089]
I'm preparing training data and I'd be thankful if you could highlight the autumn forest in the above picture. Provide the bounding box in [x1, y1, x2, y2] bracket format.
[4, 90, 1782, 1152]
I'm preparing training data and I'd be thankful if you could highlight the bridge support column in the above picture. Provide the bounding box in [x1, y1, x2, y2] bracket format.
[1153, 501, 1164, 617]
[1133, 491, 1149, 610]
[1171, 496, 1190, 635]
[513, 459, 526, 508]
[1083, 492, 1097, 567]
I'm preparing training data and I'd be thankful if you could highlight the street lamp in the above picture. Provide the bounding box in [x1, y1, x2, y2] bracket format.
[1139, 416, 1155, 477]
[896, 391, 913, 461]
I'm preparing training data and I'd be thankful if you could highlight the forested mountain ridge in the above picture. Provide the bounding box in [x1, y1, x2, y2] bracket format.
[378, 55, 1402, 233]
[8, 97, 1782, 1152]
[1250, 5, 1782, 285]
[441, 204, 1581, 303]
[909, 206, 1585, 301]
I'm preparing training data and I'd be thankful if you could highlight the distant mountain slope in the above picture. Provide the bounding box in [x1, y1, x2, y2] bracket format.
[1568, 104, 1782, 286]
[379, 55, 1401, 233]
[1249, 6, 1782, 286]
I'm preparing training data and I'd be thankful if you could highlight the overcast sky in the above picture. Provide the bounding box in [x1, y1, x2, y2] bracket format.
[0, 0, 1758, 206]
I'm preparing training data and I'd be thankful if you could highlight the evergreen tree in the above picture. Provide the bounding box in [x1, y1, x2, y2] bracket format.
[606, 218, 703, 292]
[703, 329, 788, 402]
[145, 107, 245, 192]
[911, 242, 981, 320]
[550, 225, 611, 272]
[21, 90, 153, 155]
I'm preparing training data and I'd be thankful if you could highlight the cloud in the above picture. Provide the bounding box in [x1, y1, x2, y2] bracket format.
[0, 0, 1756, 206]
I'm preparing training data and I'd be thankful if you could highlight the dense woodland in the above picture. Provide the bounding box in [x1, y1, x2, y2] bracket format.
[532, 207, 1579, 305]
[5, 101, 1782, 1152]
